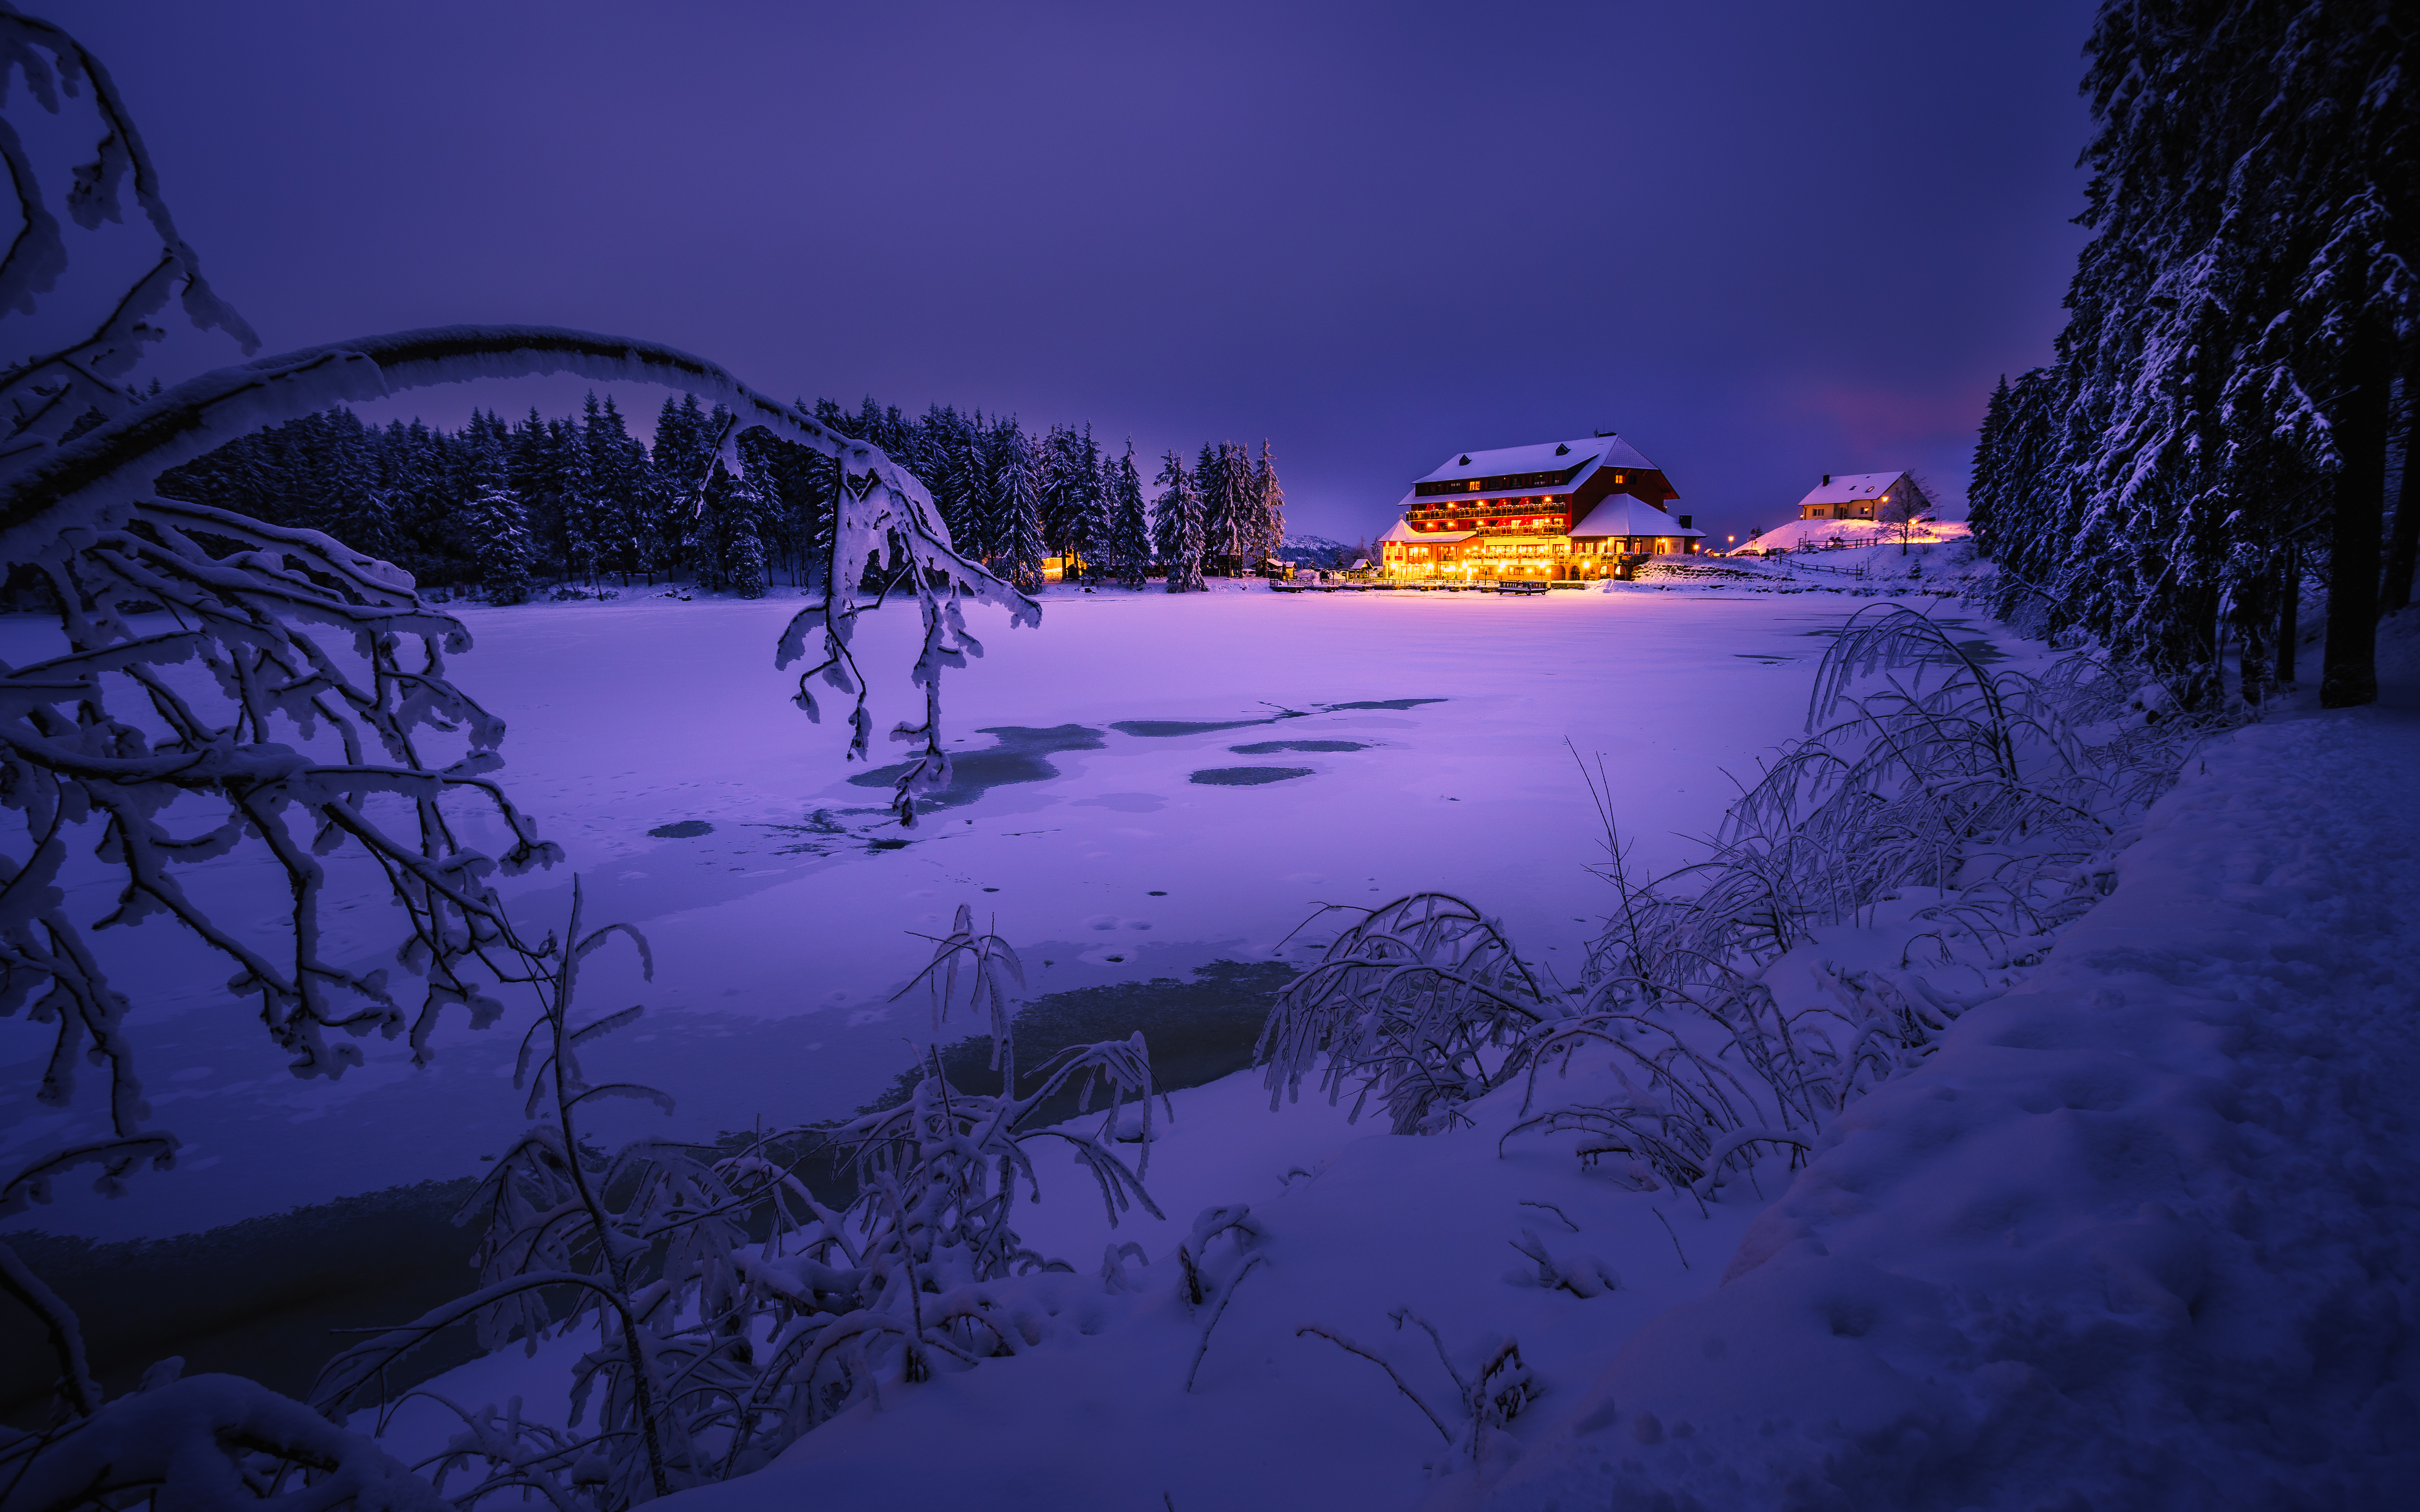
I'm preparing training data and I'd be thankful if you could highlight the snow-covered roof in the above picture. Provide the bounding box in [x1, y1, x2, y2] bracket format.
[1569, 494, 1704, 539]
[1794, 471, 1918, 507]
[1414, 434, 1659, 486]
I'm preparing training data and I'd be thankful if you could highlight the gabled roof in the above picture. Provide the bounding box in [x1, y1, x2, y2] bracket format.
[1414, 434, 1659, 485]
[1794, 471, 1919, 507]
[1569, 494, 1704, 539]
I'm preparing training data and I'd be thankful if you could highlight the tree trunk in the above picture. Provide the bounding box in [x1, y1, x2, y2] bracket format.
[2277, 539, 2301, 686]
[2235, 570, 2275, 707]
[2382, 361, 2418, 616]
[2321, 315, 2391, 708]
[2165, 580, 2223, 711]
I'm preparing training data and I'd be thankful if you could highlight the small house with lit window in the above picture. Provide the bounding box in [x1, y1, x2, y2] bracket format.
[1794, 471, 1929, 521]
[1377, 434, 1700, 581]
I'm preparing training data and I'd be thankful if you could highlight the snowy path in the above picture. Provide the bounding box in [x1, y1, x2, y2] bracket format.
[6, 582, 1988, 1239]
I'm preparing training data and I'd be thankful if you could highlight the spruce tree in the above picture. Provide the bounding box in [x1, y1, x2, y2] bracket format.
[465, 442, 536, 606]
[1195, 440, 1235, 574]
[1251, 439, 1286, 570]
[726, 513, 769, 599]
[1965, 0, 2414, 710]
[1108, 441, 1152, 588]
[1153, 449, 1204, 592]
[990, 419, 1047, 594]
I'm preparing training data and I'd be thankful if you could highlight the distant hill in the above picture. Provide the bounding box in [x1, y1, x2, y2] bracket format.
[1276, 533, 1360, 567]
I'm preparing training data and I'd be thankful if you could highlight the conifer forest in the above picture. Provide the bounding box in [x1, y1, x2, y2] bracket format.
[130, 397, 1285, 604]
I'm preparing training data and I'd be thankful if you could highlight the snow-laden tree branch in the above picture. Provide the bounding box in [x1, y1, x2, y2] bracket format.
[0, 9, 1037, 1495]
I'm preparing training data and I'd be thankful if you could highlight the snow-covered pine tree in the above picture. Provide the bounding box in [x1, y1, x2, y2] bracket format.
[647, 393, 709, 579]
[1967, 0, 2414, 710]
[588, 394, 653, 586]
[1051, 425, 1109, 583]
[467, 476, 536, 605]
[508, 408, 567, 588]
[1039, 423, 1084, 570]
[947, 408, 995, 560]
[916, 403, 977, 546]
[2218, 0, 2411, 708]
[1109, 439, 1152, 587]
[991, 419, 1048, 594]
[1195, 439, 1236, 574]
[1252, 438, 1286, 570]
[1154, 448, 1206, 591]
[2386, 377, 2418, 614]
[727, 511, 770, 599]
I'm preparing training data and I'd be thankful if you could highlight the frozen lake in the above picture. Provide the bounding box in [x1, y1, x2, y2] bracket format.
[2, 579, 1997, 1239]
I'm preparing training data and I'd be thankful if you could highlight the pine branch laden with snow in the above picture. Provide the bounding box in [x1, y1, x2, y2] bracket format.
[309, 893, 1165, 1508]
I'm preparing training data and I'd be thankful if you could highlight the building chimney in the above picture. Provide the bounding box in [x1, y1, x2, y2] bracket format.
[1677, 515, 1692, 528]
[1822, 473, 1831, 485]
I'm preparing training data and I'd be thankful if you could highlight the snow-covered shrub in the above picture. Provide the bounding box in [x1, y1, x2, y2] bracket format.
[1578, 607, 2186, 1014]
[1256, 608, 2202, 1200]
[310, 897, 1162, 1506]
[0, 1368, 446, 1512]
[1, 10, 1032, 1502]
[1256, 894, 1549, 1135]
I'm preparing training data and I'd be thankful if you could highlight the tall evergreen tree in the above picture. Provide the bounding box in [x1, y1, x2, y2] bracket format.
[1107, 440, 1152, 588]
[1153, 449, 1205, 592]
[990, 419, 1047, 594]
[1250, 438, 1287, 569]
[463, 425, 535, 605]
[1966, 0, 2414, 710]
[1195, 440, 1238, 573]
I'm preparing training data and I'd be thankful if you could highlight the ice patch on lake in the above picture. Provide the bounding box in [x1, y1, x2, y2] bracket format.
[1189, 766, 1315, 786]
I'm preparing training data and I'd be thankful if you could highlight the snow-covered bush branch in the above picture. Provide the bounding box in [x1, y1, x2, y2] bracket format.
[308, 896, 1163, 1508]
[1256, 893, 1549, 1135]
[1256, 609, 2202, 1204]
[0, 1368, 446, 1512]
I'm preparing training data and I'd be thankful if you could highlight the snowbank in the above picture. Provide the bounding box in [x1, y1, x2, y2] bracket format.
[1470, 704, 2420, 1510]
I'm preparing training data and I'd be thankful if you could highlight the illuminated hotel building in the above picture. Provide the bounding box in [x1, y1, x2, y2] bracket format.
[1377, 434, 1702, 581]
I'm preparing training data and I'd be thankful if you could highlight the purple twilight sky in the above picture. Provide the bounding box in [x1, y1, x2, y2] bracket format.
[73, 0, 2100, 549]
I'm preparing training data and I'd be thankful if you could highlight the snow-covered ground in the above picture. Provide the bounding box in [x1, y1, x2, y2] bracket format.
[361, 606, 2420, 1510]
[4, 560, 2001, 1241]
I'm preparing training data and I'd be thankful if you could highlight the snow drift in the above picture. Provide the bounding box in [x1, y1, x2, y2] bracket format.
[1468, 704, 2420, 1510]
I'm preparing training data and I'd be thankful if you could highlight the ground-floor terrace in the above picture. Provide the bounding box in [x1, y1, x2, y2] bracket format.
[1380, 529, 1700, 581]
